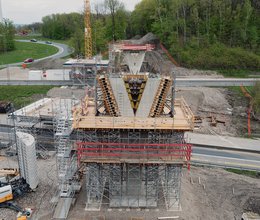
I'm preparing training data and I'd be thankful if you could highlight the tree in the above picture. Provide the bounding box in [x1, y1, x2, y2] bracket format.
[0, 19, 15, 53]
[104, 0, 124, 41]
[252, 82, 260, 115]
[70, 28, 84, 57]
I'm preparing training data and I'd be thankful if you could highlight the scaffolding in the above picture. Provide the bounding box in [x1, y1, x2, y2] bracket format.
[53, 99, 78, 198]
[75, 129, 191, 211]
[69, 42, 194, 214]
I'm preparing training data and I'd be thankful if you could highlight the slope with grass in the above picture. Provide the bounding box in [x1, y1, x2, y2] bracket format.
[0, 41, 59, 65]
[0, 86, 54, 108]
[175, 43, 260, 77]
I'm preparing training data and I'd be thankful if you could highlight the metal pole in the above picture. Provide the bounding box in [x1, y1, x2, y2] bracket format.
[0, 0, 3, 23]
[171, 71, 176, 117]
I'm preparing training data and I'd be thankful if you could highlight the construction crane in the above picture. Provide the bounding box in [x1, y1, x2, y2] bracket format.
[85, 0, 92, 59]
[0, 0, 3, 23]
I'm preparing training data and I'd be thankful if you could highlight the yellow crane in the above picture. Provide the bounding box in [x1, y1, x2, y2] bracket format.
[85, 0, 92, 59]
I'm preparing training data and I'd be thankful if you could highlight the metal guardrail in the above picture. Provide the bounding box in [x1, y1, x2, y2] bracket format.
[0, 80, 74, 86]
[0, 78, 259, 86]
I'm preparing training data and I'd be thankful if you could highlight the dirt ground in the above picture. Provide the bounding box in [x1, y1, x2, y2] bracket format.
[1, 155, 259, 220]
[175, 86, 260, 137]
[0, 155, 58, 220]
[30, 58, 66, 70]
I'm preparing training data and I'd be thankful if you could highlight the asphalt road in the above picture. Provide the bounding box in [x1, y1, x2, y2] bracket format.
[192, 146, 260, 171]
[176, 77, 260, 87]
[0, 40, 72, 68]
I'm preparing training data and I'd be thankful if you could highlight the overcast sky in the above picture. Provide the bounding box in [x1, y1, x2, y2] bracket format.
[1, 0, 141, 24]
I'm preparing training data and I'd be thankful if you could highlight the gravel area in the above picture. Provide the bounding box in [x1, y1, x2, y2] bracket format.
[0, 154, 57, 220]
[67, 166, 260, 220]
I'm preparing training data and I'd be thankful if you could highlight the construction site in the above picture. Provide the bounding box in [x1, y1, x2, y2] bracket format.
[0, 0, 260, 220]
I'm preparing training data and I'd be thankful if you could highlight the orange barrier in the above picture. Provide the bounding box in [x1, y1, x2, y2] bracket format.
[160, 42, 180, 67]
[240, 85, 253, 137]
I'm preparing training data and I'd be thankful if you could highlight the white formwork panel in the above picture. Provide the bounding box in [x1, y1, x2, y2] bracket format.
[16, 132, 39, 189]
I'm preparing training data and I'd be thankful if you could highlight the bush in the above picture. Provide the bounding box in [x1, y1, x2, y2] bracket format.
[252, 82, 260, 114]
[177, 43, 260, 70]
[0, 20, 15, 53]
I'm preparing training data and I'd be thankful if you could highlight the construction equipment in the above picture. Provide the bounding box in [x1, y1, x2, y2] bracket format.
[0, 178, 32, 219]
[85, 0, 92, 59]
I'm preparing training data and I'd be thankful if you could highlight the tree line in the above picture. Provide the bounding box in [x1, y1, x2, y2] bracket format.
[40, 0, 128, 56]
[0, 20, 15, 53]
[22, 0, 260, 69]
[130, 0, 260, 69]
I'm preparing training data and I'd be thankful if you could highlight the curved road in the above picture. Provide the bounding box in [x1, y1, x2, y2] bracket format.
[0, 40, 72, 68]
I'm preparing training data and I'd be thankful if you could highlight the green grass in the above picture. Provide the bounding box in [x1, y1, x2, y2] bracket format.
[174, 42, 260, 77]
[225, 168, 260, 178]
[218, 69, 260, 78]
[0, 41, 59, 65]
[0, 86, 54, 108]
[228, 86, 254, 96]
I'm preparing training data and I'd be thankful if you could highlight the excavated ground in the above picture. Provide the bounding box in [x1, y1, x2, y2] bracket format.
[0, 156, 259, 220]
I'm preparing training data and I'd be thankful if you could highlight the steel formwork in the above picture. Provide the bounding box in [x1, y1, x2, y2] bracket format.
[76, 129, 191, 211]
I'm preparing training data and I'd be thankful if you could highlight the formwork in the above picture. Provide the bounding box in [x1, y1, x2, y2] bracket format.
[54, 43, 194, 216]
[72, 73, 194, 211]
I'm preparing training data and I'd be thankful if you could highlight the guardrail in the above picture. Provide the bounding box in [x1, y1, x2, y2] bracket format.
[0, 78, 259, 86]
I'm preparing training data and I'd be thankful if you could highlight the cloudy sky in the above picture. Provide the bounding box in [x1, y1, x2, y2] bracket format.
[1, 0, 141, 24]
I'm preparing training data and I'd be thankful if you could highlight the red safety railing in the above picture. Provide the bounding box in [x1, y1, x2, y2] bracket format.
[120, 44, 155, 51]
[77, 142, 192, 169]
[160, 42, 180, 67]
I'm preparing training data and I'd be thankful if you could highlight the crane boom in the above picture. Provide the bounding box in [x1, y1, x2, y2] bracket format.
[85, 0, 92, 59]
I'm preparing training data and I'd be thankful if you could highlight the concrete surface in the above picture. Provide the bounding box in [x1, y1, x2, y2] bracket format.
[0, 67, 70, 81]
[136, 78, 160, 118]
[109, 77, 134, 117]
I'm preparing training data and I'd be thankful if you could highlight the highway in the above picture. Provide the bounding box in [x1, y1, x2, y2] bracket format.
[0, 78, 259, 86]
[192, 146, 260, 171]
[176, 77, 260, 87]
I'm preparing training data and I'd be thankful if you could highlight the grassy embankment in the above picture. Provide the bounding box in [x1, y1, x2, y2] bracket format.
[0, 41, 59, 65]
[0, 86, 54, 108]
[226, 168, 260, 178]
[173, 43, 260, 77]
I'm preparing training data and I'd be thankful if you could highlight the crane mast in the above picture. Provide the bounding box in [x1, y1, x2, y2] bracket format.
[85, 0, 92, 59]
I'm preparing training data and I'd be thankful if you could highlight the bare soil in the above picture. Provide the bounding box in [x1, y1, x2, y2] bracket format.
[1, 156, 259, 220]
[29, 58, 66, 70]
